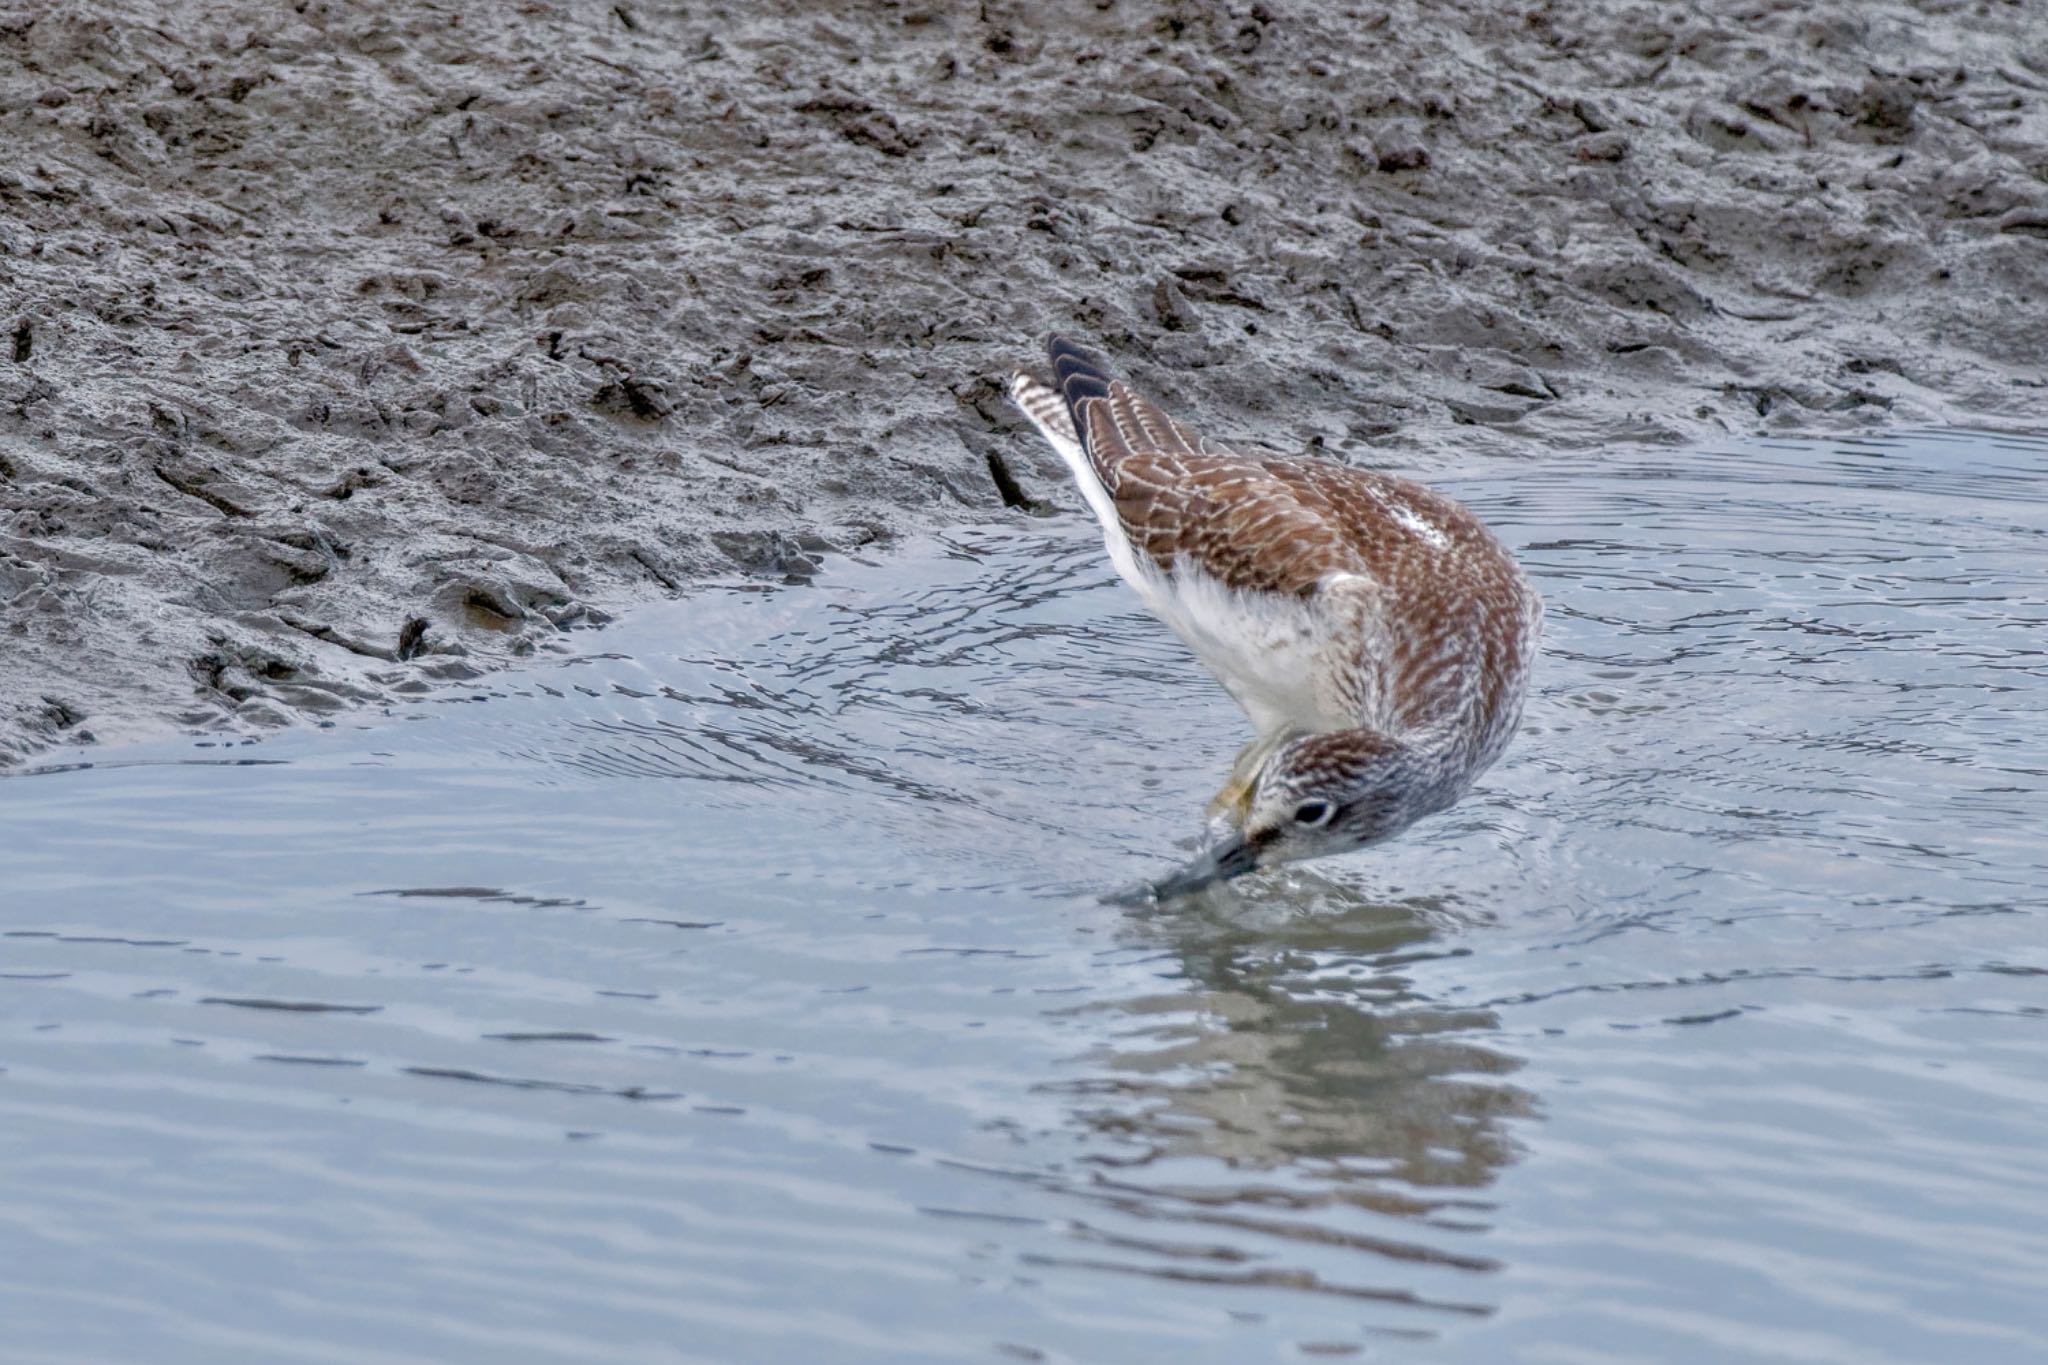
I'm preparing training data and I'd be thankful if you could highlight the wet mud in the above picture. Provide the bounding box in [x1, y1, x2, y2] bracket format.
[2, 0, 2045, 761]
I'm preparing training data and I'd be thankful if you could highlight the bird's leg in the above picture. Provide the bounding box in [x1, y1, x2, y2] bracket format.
[1205, 739, 1263, 828]
[1206, 730, 1292, 838]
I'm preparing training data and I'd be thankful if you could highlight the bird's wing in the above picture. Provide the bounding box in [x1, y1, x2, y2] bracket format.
[1078, 383, 1363, 597]
[1085, 379, 1216, 462]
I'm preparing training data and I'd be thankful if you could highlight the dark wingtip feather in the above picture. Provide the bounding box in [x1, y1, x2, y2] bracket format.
[1046, 335, 1112, 433]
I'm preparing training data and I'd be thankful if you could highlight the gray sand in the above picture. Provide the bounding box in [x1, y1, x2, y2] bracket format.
[3, 0, 2045, 764]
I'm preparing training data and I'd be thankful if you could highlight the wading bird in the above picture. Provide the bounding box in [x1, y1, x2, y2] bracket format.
[1009, 337, 1540, 897]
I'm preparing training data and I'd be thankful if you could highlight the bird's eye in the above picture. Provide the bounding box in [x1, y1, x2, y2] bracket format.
[1292, 799, 1336, 828]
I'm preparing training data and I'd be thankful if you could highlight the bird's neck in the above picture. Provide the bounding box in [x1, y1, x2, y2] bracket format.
[1380, 725, 1485, 821]
[1390, 665, 1527, 793]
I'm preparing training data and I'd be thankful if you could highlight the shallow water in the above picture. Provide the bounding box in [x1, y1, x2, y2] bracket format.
[4, 430, 2047, 1363]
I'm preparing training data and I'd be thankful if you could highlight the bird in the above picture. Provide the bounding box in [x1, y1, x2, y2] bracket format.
[1008, 336, 1541, 897]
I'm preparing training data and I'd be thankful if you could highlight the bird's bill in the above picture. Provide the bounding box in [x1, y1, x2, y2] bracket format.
[1150, 833, 1260, 900]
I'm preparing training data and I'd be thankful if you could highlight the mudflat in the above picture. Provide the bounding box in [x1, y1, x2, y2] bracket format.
[3, 0, 2044, 763]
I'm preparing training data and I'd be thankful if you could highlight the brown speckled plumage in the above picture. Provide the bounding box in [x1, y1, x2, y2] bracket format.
[1010, 336, 1541, 892]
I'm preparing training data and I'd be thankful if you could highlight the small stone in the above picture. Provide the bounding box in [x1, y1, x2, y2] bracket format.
[1375, 141, 1429, 173]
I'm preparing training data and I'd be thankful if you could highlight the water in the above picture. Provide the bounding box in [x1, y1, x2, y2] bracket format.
[4, 430, 2046, 1363]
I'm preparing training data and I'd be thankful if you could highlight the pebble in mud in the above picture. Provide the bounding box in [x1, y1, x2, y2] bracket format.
[1, 0, 2046, 763]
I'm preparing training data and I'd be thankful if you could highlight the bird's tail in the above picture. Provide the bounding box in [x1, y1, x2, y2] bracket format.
[1046, 335, 1112, 445]
[1008, 336, 1126, 536]
[1009, 335, 1116, 481]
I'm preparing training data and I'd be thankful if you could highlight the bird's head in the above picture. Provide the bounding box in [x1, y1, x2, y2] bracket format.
[1153, 730, 1442, 898]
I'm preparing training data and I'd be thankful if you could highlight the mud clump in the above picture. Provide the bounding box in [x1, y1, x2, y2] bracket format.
[2, 1, 2045, 763]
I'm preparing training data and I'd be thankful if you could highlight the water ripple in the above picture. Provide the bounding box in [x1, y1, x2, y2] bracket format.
[3, 432, 2046, 1362]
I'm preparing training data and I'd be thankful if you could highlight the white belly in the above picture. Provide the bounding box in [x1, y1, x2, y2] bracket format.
[1130, 557, 1354, 739]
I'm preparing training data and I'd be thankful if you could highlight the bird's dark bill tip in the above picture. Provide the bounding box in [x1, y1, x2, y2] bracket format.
[1097, 879, 1161, 909]
[1144, 836, 1260, 902]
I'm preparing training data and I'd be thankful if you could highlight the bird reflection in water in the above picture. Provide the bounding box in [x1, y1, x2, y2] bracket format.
[1033, 878, 1533, 1317]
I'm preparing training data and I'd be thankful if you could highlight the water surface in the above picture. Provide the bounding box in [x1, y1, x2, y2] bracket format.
[4, 431, 2046, 1362]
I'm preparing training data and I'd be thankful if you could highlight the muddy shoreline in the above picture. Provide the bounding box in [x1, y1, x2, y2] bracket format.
[3, 0, 2045, 764]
